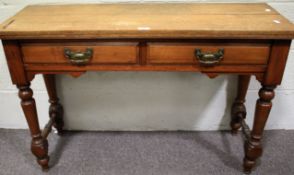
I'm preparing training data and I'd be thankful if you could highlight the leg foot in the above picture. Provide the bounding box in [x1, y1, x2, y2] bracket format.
[31, 135, 49, 169]
[243, 141, 262, 173]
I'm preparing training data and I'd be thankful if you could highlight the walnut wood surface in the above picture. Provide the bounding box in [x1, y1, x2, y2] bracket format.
[1, 3, 294, 39]
[24, 64, 266, 74]
[21, 41, 270, 66]
[2, 40, 27, 85]
[263, 40, 292, 85]
[21, 42, 139, 64]
[147, 42, 270, 64]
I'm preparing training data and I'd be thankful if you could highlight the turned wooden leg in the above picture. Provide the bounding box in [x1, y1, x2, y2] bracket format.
[17, 84, 49, 170]
[243, 85, 275, 173]
[43, 74, 64, 134]
[231, 75, 251, 134]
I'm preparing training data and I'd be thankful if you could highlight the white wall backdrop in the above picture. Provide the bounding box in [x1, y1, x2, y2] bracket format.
[0, 0, 294, 131]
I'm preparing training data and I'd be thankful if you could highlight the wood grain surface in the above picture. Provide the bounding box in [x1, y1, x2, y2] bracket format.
[147, 42, 270, 64]
[21, 42, 139, 64]
[1, 3, 294, 39]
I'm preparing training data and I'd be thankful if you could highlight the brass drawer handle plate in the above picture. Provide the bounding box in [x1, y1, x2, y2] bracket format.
[195, 48, 224, 66]
[64, 48, 93, 65]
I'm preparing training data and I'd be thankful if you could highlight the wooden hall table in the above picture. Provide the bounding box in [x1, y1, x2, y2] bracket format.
[1, 3, 294, 174]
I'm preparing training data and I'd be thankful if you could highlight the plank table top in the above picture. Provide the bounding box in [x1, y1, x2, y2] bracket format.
[1, 3, 294, 39]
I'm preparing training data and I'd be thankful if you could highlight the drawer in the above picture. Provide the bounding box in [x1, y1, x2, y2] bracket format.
[147, 42, 270, 65]
[21, 42, 139, 64]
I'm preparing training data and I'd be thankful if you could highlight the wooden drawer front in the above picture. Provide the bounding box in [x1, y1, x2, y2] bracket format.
[147, 43, 270, 65]
[21, 42, 139, 64]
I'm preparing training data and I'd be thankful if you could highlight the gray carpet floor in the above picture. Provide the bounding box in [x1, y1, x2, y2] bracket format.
[0, 129, 294, 175]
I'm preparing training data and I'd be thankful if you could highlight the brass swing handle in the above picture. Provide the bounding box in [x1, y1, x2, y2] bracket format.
[64, 48, 93, 65]
[195, 48, 224, 66]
